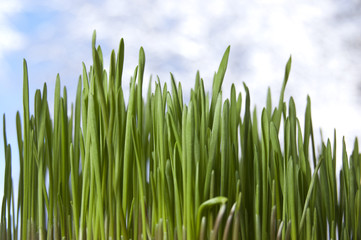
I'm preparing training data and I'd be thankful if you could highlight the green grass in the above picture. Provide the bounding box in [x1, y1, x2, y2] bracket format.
[1, 31, 361, 239]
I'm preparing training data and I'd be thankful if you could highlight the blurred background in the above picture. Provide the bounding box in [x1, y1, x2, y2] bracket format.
[1, 0, 361, 201]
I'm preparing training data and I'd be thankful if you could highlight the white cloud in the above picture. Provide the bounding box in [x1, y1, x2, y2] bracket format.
[0, 0, 22, 14]
[0, 0, 25, 52]
[0, 0, 26, 88]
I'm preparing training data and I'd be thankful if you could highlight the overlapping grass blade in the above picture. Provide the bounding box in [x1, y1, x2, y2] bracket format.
[1, 33, 361, 240]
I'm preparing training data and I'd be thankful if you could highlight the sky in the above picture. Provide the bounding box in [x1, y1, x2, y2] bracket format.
[1, 0, 361, 204]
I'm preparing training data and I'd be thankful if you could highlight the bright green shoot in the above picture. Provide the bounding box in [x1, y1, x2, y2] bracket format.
[1, 30, 361, 240]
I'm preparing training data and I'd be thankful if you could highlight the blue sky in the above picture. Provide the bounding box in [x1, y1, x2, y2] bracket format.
[1, 0, 361, 203]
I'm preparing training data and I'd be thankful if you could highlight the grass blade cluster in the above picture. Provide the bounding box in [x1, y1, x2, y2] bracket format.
[1, 31, 361, 239]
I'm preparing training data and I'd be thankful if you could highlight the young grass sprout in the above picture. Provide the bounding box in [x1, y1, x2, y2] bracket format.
[1, 31, 361, 239]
